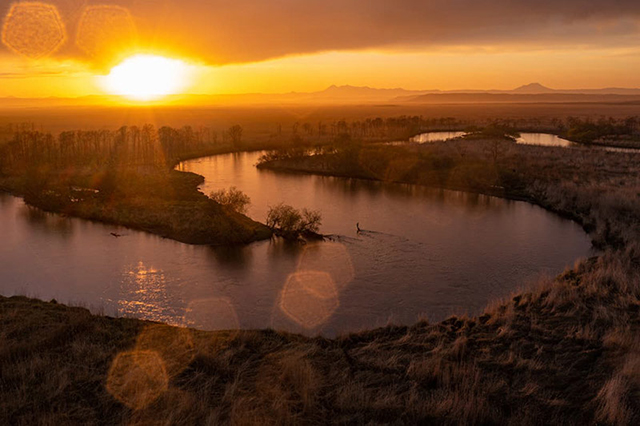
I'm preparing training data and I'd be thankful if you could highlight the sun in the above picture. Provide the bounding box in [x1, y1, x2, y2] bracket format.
[101, 55, 192, 101]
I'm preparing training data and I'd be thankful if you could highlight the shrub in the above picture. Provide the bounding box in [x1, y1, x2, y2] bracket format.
[266, 203, 322, 237]
[209, 187, 251, 214]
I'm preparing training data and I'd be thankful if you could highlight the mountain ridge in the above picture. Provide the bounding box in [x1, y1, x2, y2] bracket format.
[2, 83, 640, 107]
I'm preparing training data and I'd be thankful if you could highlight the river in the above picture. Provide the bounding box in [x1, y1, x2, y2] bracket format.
[0, 150, 593, 336]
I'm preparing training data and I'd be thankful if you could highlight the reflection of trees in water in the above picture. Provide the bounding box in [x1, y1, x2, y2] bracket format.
[118, 261, 181, 326]
[266, 238, 305, 261]
[0, 192, 12, 207]
[207, 244, 253, 268]
[316, 173, 508, 216]
[19, 204, 74, 239]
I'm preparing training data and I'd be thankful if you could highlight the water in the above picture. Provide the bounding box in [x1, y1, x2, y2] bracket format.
[411, 131, 640, 153]
[0, 152, 593, 336]
[513, 133, 640, 153]
[411, 132, 467, 143]
[516, 133, 576, 147]
[404, 131, 575, 147]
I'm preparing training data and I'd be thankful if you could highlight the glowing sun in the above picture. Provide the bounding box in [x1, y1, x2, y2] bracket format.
[102, 55, 192, 101]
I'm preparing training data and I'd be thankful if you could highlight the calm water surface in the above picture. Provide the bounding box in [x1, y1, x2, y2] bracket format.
[411, 132, 468, 143]
[412, 131, 640, 153]
[516, 133, 576, 147]
[0, 151, 593, 336]
[406, 131, 575, 147]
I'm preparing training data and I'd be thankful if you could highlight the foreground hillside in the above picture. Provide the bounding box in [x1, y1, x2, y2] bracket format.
[1, 249, 638, 424]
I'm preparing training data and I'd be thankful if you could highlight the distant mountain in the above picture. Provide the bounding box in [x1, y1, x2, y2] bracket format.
[512, 83, 556, 94]
[510, 83, 640, 96]
[3, 83, 640, 108]
[401, 92, 640, 104]
[312, 85, 429, 100]
[399, 83, 640, 103]
[557, 87, 640, 95]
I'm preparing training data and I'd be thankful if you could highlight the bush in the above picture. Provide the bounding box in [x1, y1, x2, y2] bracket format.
[266, 203, 322, 237]
[209, 187, 251, 214]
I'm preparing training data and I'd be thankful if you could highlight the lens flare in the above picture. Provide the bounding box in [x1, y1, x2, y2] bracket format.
[278, 271, 339, 329]
[106, 350, 169, 410]
[2, 2, 66, 58]
[76, 5, 136, 59]
[135, 325, 195, 378]
[101, 54, 192, 101]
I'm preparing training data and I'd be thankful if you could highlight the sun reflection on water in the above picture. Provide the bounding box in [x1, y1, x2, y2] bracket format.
[117, 261, 180, 325]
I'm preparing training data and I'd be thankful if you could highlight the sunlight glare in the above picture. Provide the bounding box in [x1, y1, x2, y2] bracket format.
[101, 55, 192, 101]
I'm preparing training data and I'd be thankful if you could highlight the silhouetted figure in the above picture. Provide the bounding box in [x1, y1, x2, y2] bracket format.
[356, 222, 361, 233]
[110, 232, 121, 238]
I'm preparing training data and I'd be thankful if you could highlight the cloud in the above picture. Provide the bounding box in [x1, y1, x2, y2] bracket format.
[2, 0, 640, 65]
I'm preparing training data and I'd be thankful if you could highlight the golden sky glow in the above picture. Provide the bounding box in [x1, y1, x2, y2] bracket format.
[2, 48, 640, 99]
[1, 0, 640, 99]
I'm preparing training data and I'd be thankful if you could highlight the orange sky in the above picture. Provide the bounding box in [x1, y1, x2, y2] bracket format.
[2, 0, 640, 98]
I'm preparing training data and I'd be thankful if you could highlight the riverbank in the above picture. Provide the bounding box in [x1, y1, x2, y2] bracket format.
[2, 244, 638, 424]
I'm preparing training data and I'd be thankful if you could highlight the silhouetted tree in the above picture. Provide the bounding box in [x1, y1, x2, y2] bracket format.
[209, 187, 250, 214]
[266, 203, 322, 238]
[227, 125, 243, 147]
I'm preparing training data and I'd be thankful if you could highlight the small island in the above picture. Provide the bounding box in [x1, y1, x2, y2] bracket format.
[0, 126, 272, 245]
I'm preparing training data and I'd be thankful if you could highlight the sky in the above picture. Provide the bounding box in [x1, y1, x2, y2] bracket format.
[1, 0, 640, 98]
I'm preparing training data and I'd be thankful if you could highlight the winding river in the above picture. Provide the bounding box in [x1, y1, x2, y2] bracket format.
[0, 150, 593, 336]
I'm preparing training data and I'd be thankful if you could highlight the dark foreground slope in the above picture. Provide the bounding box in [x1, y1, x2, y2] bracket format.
[1, 251, 639, 425]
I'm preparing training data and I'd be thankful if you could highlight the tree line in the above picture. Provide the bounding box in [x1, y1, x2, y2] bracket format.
[2, 115, 638, 174]
[0, 125, 245, 173]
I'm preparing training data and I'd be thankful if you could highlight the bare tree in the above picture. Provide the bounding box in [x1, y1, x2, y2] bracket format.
[266, 203, 322, 238]
[227, 125, 243, 147]
[209, 187, 250, 214]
